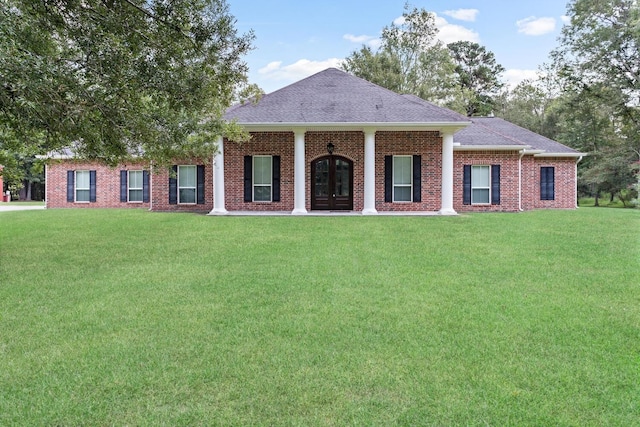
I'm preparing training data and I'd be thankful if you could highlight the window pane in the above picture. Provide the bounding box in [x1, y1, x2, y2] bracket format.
[179, 188, 196, 204]
[129, 171, 143, 189]
[178, 166, 196, 188]
[254, 185, 271, 202]
[472, 189, 490, 204]
[335, 159, 350, 197]
[471, 166, 490, 187]
[393, 156, 411, 185]
[129, 189, 143, 202]
[76, 171, 90, 189]
[76, 189, 90, 202]
[394, 186, 412, 202]
[253, 156, 272, 185]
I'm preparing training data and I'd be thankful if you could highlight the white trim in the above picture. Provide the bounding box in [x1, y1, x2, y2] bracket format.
[439, 132, 456, 215]
[292, 130, 307, 214]
[471, 165, 491, 205]
[177, 165, 197, 205]
[75, 170, 91, 203]
[392, 155, 413, 202]
[234, 122, 471, 133]
[455, 145, 529, 151]
[210, 136, 228, 215]
[252, 155, 273, 202]
[362, 128, 377, 214]
[127, 170, 144, 203]
[533, 152, 587, 158]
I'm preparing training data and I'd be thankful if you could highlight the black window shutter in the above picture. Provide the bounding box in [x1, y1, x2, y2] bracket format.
[491, 165, 500, 205]
[272, 155, 281, 202]
[541, 167, 555, 200]
[384, 156, 392, 203]
[120, 170, 127, 202]
[197, 165, 205, 204]
[89, 170, 97, 202]
[169, 165, 177, 205]
[67, 171, 74, 202]
[412, 155, 421, 202]
[463, 165, 471, 205]
[142, 171, 150, 203]
[244, 156, 252, 202]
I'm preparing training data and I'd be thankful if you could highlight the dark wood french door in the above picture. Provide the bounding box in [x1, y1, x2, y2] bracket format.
[311, 156, 353, 210]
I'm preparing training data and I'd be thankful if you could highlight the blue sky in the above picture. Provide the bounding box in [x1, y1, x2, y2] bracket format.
[228, 0, 571, 94]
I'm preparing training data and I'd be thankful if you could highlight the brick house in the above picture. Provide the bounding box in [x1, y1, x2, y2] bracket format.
[43, 68, 584, 214]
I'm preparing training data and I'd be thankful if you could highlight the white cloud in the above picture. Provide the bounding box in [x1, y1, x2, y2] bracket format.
[343, 33, 382, 49]
[434, 14, 480, 44]
[516, 16, 556, 36]
[561, 15, 571, 24]
[258, 58, 344, 82]
[503, 69, 539, 89]
[442, 9, 479, 22]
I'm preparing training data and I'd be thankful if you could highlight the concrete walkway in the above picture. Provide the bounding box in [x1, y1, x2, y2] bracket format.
[0, 203, 46, 212]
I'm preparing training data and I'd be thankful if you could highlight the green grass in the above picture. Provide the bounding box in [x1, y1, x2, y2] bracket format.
[1, 209, 638, 426]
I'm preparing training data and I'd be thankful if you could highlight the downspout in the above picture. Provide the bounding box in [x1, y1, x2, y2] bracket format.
[148, 163, 153, 211]
[575, 155, 583, 208]
[518, 150, 525, 211]
[44, 163, 48, 209]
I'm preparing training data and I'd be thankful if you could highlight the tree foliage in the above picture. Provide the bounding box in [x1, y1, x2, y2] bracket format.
[551, 0, 639, 203]
[0, 0, 256, 167]
[447, 41, 505, 116]
[341, 5, 459, 106]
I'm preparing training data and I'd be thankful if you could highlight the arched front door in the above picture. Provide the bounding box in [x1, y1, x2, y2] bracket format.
[311, 156, 353, 210]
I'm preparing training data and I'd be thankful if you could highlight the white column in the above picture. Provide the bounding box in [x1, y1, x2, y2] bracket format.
[209, 136, 228, 215]
[439, 131, 457, 215]
[292, 129, 307, 214]
[362, 128, 378, 215]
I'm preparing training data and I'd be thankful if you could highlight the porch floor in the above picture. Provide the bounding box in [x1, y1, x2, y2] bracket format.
[209, 210, 447, 216]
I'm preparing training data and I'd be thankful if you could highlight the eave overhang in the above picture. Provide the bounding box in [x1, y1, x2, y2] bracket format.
[230, 121, 472, 133]
[453, 145, 529, 151]
[533, 152, 588, 158]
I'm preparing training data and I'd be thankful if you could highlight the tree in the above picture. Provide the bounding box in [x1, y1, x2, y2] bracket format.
[551, 0, 639, 205]
[342, 4, 459, 106]
[447, 41, 505, 116]
[0, 0, 256, 168]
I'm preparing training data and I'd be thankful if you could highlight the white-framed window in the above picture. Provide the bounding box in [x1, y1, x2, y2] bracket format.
[471, 165, 491, 204]
[128, 170, 144, 202]
[178, 165, 197, 204]
[393, 155, 412, 202]
[75, 170, 90, 202]
[253, 155, 272, 202]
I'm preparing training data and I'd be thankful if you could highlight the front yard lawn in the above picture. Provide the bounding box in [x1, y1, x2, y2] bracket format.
[0, 208, 638, 425]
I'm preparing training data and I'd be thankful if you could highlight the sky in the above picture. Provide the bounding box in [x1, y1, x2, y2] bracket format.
[227, 0, 571, 94]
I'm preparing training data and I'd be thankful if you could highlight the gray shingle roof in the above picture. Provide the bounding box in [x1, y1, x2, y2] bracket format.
[225, 68, 469, 124]
[458, 117, 580, 154]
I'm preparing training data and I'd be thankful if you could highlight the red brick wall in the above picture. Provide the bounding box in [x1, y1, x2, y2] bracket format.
[46, 160, 151, 209]
[225, 131, 443, 212]
[224, 132, 295, 211]
[44, 137, 578, 213]
[151, 158, 214, 212]
[375, 131, 443, 211]
[529, 157, 577, 209]
[454, 151, 521, 212]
